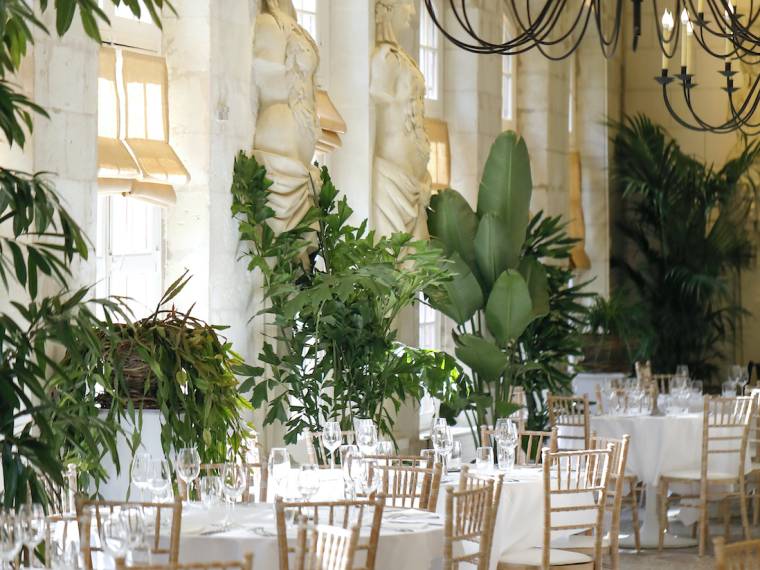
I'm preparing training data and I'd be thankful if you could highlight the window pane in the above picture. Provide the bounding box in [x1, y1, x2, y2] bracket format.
[98, 78, 118, 138]
[127, 82, 146, 138]
[419, 1, 441, 101]
[502, 74, 512, 120]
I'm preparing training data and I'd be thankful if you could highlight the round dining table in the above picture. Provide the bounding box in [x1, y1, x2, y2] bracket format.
[589, 412, 746, 549]
[179, 466, 592, 570]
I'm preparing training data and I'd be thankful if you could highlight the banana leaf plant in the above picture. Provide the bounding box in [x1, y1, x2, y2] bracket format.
[425, 131, 549, 437]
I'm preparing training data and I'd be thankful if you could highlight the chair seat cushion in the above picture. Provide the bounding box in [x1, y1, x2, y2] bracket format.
[551, 534, 610, 549]
[661, 469, 737, 481]
[499, 547, 592, 566]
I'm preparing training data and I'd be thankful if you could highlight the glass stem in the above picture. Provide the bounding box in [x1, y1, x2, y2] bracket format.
[330, 450, 335, 471]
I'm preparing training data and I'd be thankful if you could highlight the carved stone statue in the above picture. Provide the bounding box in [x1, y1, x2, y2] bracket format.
[371, 0, 431, 240]
[252, 0, 320, 234]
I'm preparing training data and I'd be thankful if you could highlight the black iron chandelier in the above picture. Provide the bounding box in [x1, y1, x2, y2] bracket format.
[423, 0, 760, 134]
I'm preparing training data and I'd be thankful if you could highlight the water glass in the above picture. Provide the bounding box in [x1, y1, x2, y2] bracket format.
[131, 452, 152, 501]
[339, 445, 360, 468]
[0, 511, 22, 570]
[448, 440, 462, 471]
[431, 420, 453, 474]
[147, 459, 172, 501]
[19, 503, 45, 561]
[268, 448, 291, 495]
[200, 475, 223, 509]
[222, 463, 247, 513]
[297, 465, 320, 501]
[322, 422, 342, 469]
[121, 507, 146, 563]
[722, 380, 738, 397]
[176, 447, 201, 500]
[475, 447, 494, 471]
[497, 441, 516, 472]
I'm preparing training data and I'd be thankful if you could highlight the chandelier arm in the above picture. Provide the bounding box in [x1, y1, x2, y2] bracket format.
[508, 0, 558, 40]
[531, 2, 594, 50]
[681, 82, 736, 132]
[592, 0, 624, 51]
[517, 0, 574, 47]
[425, 1, 500, 54]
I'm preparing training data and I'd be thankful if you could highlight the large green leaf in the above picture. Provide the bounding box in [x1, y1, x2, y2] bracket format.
[454, 333, 509, 381]
[425, 254, 484, 325]
[518, 256, 550, 319]
[477, 131, 532, 248]
[474, 213, 521, 290]
[427, 189, 479, 275]
[485, 270, 533, 346]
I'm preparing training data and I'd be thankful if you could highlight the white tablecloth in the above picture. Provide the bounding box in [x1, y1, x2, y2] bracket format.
[180, 502, 443, 570]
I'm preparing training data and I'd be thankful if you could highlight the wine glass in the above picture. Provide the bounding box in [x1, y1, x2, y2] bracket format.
[355, 420, 377, 454]
[176, 447, 201, 502]
[121, 507, 146, 565]
[0, 510, 22, 570]
[495, 418, 518, 448]
[497, 440, 516, 472]
[676, 364, 690, 379]
[200, 475, 223, 509]
[100, 511, 128, 561]
[297, 465, 320, 501]
[322, 422, 342, 470]
[222, 463, 247, 520]
[148, 459, 172, 502]
[268, 448, 291, 496]
[131, 452, 152, 501]
[19, 504, 45, 567]
[431, 419, 453, 475]
[375, 440, 393, 456]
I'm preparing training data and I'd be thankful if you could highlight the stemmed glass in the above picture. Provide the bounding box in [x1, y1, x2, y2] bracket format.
[121, 507, 146, 565]
[494, 418, 518, 471]
[268, 448, 292, 497]
[131, 452, 152, 501]
[222, 463, 247, 523]
[200, 476, 223, 509]
[322, 422, 342, 470]
[100, 511, 128, 562]
[355, 419, 377, 455]
[148, 459, 172, 502]
[176, 447, 201, 502]
[676, 364, 690, 379]
[431, 419, 453, 475]
[0, 510, 22, 570]
[19, 504, 45, 568]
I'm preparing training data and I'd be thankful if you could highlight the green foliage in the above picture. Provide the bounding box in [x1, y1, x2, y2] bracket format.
[231, 152, 460, 444]
[0, 0, 171, 510]
[56, 272, 255, 492]
[611, 115, 758, 382]
[425, 131, 552, 434]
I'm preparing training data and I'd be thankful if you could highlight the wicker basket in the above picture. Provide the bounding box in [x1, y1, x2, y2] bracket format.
[580, 334, 633, 373]
[96, 334, 159, 409]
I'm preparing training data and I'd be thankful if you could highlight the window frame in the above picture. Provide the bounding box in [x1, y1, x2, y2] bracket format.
[99, 1, 162, 54]
[419, 0, 444, 118]
[501, 14, 518, 131]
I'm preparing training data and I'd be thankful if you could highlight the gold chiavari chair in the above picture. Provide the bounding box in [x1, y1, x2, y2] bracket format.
[305, 431, 355, 466]
[178, 462, 268, 503]
[76, 497, 182, 570]
[516, 428, 558, 466]
[554, 435, 634, 569]
[294, 521, 360, 570]
[547, 393, 591, 451]
[658, 396, 755, 556]
[498, 446, 613, 570]
[443, 472, 498, 570]
[275, 496, 384, 570]
[115, 554, 254, 570]
[713, 536, 760, 570]
[372, 462, 443, 512]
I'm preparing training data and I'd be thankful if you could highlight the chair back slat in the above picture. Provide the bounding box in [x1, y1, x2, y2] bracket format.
[517, 428, 557, 466]
[372, 462, 442, 512]
[76, 498, 182, 570]
[115, 554, 254, 570]
[275, 497, 383, 570]
[701, 396, 754, 481]
[295, 522, 360, 570]
[547, 394, 590, 450]
[714, 536, 760, 570]
[443, 472, 496, 570]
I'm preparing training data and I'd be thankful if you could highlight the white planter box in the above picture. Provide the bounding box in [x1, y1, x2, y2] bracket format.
[96, 409, 165, 500]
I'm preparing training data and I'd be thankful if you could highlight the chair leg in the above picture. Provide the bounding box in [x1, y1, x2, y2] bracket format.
[740, 488, 751, 540]
[754, 488, 759, 526]
[721, 498, 731, 541]
[698, 493, 708, 557]
[658, 480, 668, 551]
[631, 483, 641, 553]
